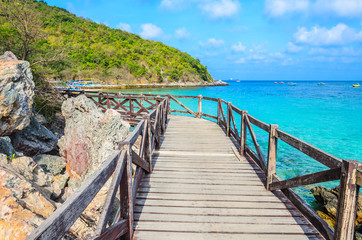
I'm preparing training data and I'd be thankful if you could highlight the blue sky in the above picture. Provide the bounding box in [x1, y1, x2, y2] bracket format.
[45, 0, 362, 81]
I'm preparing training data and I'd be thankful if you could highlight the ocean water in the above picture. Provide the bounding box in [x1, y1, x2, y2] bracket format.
[108, 81, 362, 205]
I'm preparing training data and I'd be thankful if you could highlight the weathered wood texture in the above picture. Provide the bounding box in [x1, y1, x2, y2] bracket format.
[133, 115, 323, 240]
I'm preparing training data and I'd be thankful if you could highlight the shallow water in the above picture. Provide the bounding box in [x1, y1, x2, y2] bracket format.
[107, 81, 362, 204]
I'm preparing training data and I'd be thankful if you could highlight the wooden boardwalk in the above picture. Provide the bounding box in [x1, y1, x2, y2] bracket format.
[133, 115, 324, 240]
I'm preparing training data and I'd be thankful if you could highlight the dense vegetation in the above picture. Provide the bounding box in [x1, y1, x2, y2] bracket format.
[0, 0, 213, 84]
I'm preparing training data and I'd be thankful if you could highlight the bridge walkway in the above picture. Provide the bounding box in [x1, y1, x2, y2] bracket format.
[133, 115, 324, 240]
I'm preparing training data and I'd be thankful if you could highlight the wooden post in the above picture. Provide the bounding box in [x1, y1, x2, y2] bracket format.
[119, 145, 132, 240]
[226, 102, 231, 137]
[217, 98, 221, 125]
[143, 116, 152, 173]
[239, 111, 247, 155]
[334, 159, 360, 240]
[140, 93, 143, 107]
[266, 124, 278, 190]
[106, 94, 110, 109]
[198, 95, 202, 118]
[98, 91, 102, 106]
[167, 94, 171, 115]
[129, 97, 133, 114]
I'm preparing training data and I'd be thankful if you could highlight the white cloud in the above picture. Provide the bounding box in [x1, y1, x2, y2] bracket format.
[308, 47, 362, 56]
[235, 58, 246, 63]
[294, 23, 362, 46]
[199, 38, 225, 48]
[175, 27, 191, 40]
[264, 0, 309, 17]
[118, 22, 131, 32]
[265, 0, 362, 18]
[140, 23, 163, 39]
[160, 0, 186, 10]
[287, 42, 303, 53]
[314, 0, 362, 18]
[199, 0, 241, 19]
[269, 52, 285, 58]
[231, 42, 246, 52]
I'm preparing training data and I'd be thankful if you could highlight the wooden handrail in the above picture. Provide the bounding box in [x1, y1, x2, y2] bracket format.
[55, 90, 361, 240]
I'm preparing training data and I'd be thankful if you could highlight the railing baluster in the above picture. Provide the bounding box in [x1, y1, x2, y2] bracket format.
[240, 110, 247, 155]
[217, 98, 221, 125]
[119, 145, 132, 240]
[266, 124, 278, 190]
[198, 95, 202, 118]
[227, 102, 231, 136]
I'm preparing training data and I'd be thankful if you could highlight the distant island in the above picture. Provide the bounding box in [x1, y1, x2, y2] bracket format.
[0, 0, 214, 86]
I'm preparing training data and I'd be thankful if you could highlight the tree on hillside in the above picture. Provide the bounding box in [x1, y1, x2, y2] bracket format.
[0, 0, 42, 60]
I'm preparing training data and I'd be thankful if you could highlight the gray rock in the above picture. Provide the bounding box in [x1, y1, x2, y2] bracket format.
[0, 51, 18, 61]
[34, 154, 66, 176]
[10, 117, 58, 156]
[0, 51, 34, 136]
[34, 112, 47, 125]
[0, 136, 16, 157]
[58, 95, 129, 188]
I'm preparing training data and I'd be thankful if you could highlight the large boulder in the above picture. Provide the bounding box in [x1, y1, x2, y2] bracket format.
[10, 117, 58, 157]
[312, 185, 362, 238]
[34, 154, 66, 176]
[0, 52, 34, 136]
[58, 95, 129, 188]
[0, 136, 16, 157]
[0, 154, 57, 239]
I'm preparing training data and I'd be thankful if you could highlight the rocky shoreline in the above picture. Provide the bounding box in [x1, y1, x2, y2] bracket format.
[65, 80, 228, 90]
[311, 185, 362, 239]
[0, 52, 130, 239]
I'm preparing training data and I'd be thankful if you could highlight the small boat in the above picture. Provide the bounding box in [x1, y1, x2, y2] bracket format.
[353, 83, 360, 88]
[318, 82, 326, 86]
[288, 82, 296, 86]
[236, 80, 240, 83]
[274, 82, 277, 84]
[279, 82, 285, 84]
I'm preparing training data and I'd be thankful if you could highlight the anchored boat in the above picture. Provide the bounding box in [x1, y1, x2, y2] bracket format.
[353, 83, 360, 87]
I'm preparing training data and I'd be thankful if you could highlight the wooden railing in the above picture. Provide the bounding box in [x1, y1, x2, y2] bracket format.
[103, 92, 359, 240]
[27, 94, 169, 240]
[30, 90, 361, 240]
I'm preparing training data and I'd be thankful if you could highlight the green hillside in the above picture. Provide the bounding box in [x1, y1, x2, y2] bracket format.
[0, 0, 213, 84]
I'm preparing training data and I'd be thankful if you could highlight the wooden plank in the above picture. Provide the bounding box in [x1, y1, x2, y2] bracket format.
[245, 116, 267, 172]
[136, 192, 286, 202]
[119, 148, 132, 240]
[134, 231, 322, 240]
[133, 221, 320, 234]
[132, 166, 145, 209]
[95, 219, 128, 240]
[201, 113, 217, 120]
[135, 198, 295, 209]
[134, 213, 309, 224]
[26, 151, 120, 240]
[270, 167, 341, 191]
[133, 205, 304, 217]
[272, 174, 334, 240]
[169, 95, 198, 117]
[131, 151, 150, 173]
[95, 151, 126, 234]
[277, 129, 342, 168]
[123, 120, 145, 145]
[247, 114, 269, 132]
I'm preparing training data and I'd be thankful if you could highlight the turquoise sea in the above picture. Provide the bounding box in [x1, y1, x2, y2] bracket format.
[110, 81, 362, 205]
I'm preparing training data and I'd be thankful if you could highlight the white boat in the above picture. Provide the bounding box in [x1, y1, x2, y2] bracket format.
[318, 82, 326, 86]
[288, 82, 296, 86]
